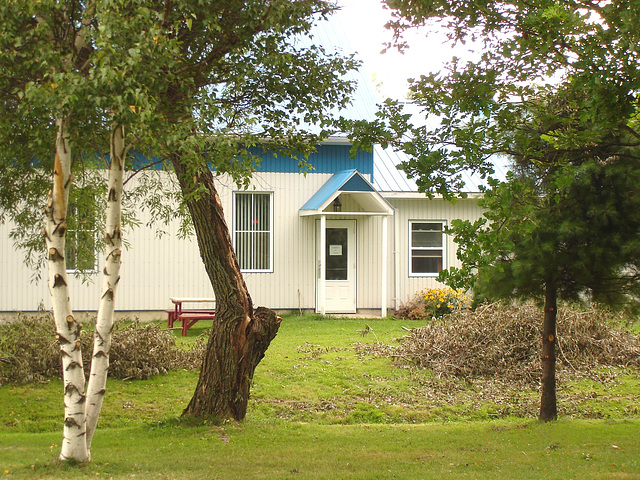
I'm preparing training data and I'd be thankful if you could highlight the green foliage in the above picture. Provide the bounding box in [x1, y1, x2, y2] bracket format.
[395, 287, 472, 319]
[440, 153, 640, 310]
[0, 316, 205, 386]
[372, 0, 640, 198]
[0, 0, 360, 264]
[374, 0, 640, 310]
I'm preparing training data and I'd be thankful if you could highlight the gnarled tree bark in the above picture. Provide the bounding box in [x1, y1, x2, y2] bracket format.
[170, 154, 281, 420]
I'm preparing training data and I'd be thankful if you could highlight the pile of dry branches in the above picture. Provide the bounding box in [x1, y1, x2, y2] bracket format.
[367, 303, 640, 386]
[0, 315, 205, 385]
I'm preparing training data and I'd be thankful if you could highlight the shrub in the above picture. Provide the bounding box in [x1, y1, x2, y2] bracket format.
[395, 287, 472, 320]
[0, 315, 205, 385]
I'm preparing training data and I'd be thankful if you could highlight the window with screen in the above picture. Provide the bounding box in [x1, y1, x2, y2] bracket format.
[234, 192, 273, 272]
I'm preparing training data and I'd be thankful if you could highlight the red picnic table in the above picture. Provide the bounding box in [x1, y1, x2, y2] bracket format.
[167, 297, 216, 336]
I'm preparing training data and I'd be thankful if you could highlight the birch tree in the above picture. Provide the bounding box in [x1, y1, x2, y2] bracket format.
[45, 123, 126, 459]
[84, 125, 126, 453]
[1, 0, 360, 457]
[45, 120, 90, 461]
[0, 1, 167, 461]
[0, 0, 97, 460]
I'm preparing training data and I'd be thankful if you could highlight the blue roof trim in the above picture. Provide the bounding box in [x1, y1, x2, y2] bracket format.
[300, 169, 361, 211]
[130, 150, 163, 170]
[250, 144, 373, 176]
[123, 144, 375, 177]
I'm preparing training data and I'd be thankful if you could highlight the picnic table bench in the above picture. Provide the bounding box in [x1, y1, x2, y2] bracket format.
[166, 297, 216, 336]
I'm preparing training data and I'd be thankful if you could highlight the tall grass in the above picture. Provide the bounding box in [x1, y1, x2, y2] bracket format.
[1, 313, 639, 479]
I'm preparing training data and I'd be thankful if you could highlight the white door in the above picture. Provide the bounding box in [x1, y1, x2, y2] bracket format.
[317, 220, 356, 313]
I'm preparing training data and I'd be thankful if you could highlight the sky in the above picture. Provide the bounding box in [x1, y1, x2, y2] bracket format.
[333, 0, 473, 100]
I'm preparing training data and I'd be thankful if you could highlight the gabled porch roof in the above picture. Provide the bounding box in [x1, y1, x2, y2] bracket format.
[299, 169, 394, 216]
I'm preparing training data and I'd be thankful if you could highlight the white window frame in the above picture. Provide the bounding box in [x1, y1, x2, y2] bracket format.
[232, 191, 274, 273]
[408, 220, 447, 277]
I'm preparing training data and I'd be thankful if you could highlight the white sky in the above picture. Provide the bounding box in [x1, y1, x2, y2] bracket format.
[334, 0, 474, 99]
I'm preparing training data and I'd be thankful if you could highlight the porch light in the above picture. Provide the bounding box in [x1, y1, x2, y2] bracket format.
[332, 197, 342, 212]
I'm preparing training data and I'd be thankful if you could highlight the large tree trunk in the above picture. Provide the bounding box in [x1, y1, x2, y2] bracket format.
[85, 125, 126, 455]
[539, 279, 558, 422]
[46, 119, 89, 462]
[170, 155, 281, 420]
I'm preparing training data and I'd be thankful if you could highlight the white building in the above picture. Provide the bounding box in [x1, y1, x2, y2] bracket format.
[0, 18, 491, 319]
[0, 139, 485, 318]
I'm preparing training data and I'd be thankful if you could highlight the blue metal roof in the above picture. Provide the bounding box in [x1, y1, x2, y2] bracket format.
[300, 169, 375, 211]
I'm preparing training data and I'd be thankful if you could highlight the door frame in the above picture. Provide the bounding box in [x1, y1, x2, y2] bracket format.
[315, 218, 357, 314]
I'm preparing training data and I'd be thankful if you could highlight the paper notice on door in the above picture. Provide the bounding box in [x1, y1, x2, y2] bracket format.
[329, 245, 342, 256]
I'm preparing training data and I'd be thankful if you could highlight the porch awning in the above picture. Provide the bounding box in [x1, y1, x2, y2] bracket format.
[299, 169, 394, 216]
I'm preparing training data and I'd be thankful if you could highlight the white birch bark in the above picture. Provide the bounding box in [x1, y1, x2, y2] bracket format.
[45, 119, 89, 462]
[84, 125, 125, 454]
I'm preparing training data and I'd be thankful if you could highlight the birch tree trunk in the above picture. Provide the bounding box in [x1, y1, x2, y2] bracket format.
[170, 155, 281, 420]
[85, 125, 126, 455]
[45, 119, 89, 462]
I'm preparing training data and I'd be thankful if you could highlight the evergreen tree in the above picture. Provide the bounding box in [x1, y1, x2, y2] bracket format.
[378, 0, 640, 420]
[441, 96, 640, 419]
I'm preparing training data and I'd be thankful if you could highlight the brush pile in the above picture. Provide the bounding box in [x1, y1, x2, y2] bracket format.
[364, 303, 640, 386]
[108, 322, 206, 380]
[0, 315, 205, 385]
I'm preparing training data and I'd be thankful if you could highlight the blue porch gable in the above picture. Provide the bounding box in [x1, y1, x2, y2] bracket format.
[299, 168, 393, 216]
[299, 169, 364, 211]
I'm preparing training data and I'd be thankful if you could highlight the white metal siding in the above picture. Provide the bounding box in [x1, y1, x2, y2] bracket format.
[355, 215, 388, 309]
[387, 197, 484, 307]
[0, 173, 483, 314]
[0, 220, 51, 311]
[228, 172, 333, 310]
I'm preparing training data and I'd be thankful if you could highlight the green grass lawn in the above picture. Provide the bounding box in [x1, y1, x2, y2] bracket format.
[1, 314, 640, 479]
